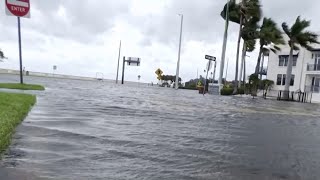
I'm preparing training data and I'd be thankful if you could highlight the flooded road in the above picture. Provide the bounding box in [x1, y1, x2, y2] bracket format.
[1, 74, 320, 180]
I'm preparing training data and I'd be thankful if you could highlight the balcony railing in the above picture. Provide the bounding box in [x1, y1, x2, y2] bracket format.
[258, 67, 267, 75]
[307, 64, 320, 71]
[305, 86, 320, 93]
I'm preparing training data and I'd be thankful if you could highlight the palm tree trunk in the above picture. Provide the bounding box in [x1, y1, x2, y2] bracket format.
[233, 14, 243, 94]
[243, 51, 247, 88]
[259, 55, 265, 80]
[284, 47, 294, 99]
[255, 46, 263, 74]
[239, 42, 246, 88]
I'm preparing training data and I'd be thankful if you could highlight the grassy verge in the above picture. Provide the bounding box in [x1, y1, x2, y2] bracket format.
[0, 92, 36, 155]
[0, 83, 45, 90]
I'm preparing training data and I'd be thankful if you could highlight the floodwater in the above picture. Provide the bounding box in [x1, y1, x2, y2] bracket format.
[1, 74, 320, 180]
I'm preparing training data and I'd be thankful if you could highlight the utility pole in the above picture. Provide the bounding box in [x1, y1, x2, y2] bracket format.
[175, 14, 183, 90]
[213, 60, 217, 83]
[197, 68, 199, 79]
[218, 0, 230, 94]
[116, 40, 121, 84]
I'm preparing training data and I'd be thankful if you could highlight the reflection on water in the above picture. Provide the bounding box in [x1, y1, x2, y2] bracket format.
[1, 75, 320, 180]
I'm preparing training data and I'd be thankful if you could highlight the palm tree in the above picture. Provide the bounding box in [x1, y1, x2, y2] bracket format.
[262, 79, 274, 98]
[282, 16, 319, 98]
[221, 0, 261, 94]
[248, 73, 259, 98]
[239, 18, 259, 87]
[241, 39, 256, 87]
[255, 18, 284, 74]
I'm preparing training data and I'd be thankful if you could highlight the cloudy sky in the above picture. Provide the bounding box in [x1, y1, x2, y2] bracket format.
[0, 0, 319, 83]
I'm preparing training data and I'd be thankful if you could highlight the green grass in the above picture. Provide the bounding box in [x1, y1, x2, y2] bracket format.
[0, 92, 36, 155]
[0, 83, 45, 90]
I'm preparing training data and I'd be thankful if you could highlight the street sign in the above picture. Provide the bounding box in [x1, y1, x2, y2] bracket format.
[6, 0, 31, 18]
[127, 57, 141, 66]
[205, 55, 216, 61]
[155, 68, 163, 80]
[155, 68, 163, 76]
[122, 56, 141, 84]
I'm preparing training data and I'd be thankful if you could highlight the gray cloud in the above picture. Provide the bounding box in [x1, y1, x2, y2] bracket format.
[1, 0, 320, 83]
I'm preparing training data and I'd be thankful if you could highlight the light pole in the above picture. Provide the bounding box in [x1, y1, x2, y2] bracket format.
[175, 14, 183, 90]
[116, 40, 122, 84]
[218, 0, 230, 94]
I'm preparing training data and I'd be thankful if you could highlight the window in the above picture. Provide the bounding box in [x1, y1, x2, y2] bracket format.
[276, 74, 295, 86]
[277, 74, 282, 85]
[293, 56, 298, 66]
[279, 56, 286, 66]
[290, 75, 295, 86]
[278, 55, 298, 66]
[282, 74, 286, 85]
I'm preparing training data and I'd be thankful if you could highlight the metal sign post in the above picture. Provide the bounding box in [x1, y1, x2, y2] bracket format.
[204, 55, 216, 95]
[121, 57, 141, 84]
[17, 17, 23, 83]
[6, 0, 31, 84]
[52, 65, 57, 76]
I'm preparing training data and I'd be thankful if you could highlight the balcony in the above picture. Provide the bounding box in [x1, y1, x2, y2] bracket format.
[305, 86, 320, 93]
[307, 64, 320, 71]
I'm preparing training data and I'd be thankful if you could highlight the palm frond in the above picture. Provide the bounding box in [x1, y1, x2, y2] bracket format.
[282, 22, 291, 37]
[0, 50, 4, 59]
[304, 31, 320, 44]
[291, 16, 311, 36]
[220, 0, 241, 24]
[241, 0, 262, 23]
[245, 39, 256, 52]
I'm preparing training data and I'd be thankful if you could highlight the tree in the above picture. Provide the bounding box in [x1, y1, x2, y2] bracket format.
[248, 74, 260, 98]
[221, 0, 261, 95]
[262, 79, 274, 98]
[0, 49, 5, 62]
[282, 16, 319, 97]
[255, 18, 284, 74]
[239, 17, 260, 87]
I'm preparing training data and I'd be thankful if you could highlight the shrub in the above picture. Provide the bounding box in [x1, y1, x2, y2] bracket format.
[237, 87, 245, 95]
[221, 87, 233, 96]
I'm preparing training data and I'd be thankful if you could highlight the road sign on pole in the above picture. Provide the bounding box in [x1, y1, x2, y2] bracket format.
[121, 56, 141, 84]
[6, 0, 31, 84]
[203, 55, 216, 95]
[6, 0, 30, 18]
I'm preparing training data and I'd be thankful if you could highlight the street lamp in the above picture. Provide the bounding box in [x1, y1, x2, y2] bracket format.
[175, 14, 183, 90]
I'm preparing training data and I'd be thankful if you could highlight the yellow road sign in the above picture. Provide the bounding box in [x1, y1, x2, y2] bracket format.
[155, 68, 163, 75]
